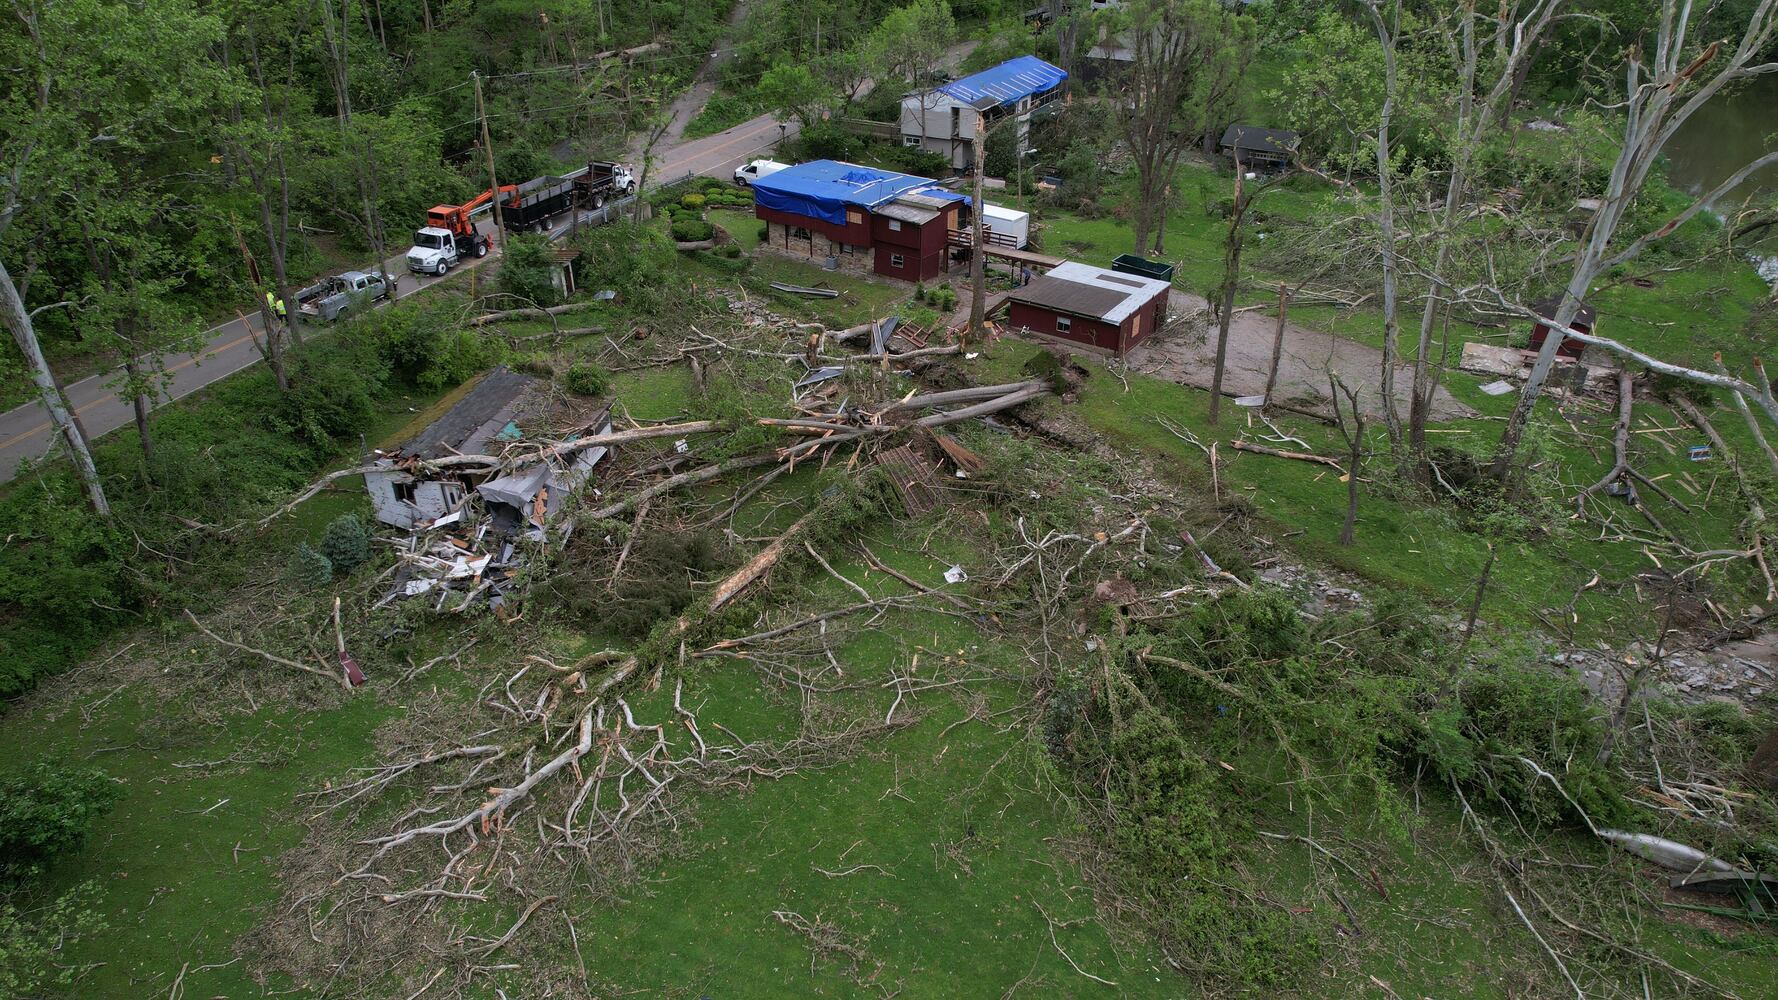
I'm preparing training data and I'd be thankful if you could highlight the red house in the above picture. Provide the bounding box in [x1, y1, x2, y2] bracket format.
[751, 160, 967, 282]
[1528, 296, 1598, 360]
[1006, 261, 1173, 356]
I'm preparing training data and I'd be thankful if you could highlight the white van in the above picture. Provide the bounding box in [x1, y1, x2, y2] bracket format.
[733, 159, 791, 187]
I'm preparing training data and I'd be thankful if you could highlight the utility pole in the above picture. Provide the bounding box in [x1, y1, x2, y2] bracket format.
[473, 70, 506, 246]
[967, 121, 988, 343]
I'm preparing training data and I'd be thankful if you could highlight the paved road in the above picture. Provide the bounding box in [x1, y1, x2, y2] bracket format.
[0, 120, 790, 482]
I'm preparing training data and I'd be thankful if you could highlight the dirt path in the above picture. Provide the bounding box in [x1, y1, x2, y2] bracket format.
[1120, 291, 1476, 422]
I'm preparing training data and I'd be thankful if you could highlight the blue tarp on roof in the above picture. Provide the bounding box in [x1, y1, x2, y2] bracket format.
[938, 55, 1067, 109]
[752, 160, 967, 226]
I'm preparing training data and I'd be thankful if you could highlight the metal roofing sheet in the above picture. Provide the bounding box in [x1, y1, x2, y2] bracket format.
[876, 201, 941, 225]
[938, 56, 1067, 109]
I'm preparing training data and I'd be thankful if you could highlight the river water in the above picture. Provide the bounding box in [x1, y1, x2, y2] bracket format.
[1661, 75, 1778, 204]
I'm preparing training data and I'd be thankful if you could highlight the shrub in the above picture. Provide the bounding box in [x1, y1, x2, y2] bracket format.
[913, 282, 927, 302]
[563, 361, 611, 397]
[679, 193, 707, 211]
[0, 765, 120, 877]
[718, 242, 743, 258]
[671, 219, 715, 242]
[319, 514, 372, 576]
[758, 222, 771, 242]
[277, 342, 387, 448]
[0, 881, 108, 996]
[286, 543, 334, 587]
[496, 232, 561, 308]
[798, 120, 861, 161]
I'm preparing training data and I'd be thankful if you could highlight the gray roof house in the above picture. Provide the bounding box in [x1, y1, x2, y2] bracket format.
[365, 367, 613, 534]
[1218, 124, 1300, 167]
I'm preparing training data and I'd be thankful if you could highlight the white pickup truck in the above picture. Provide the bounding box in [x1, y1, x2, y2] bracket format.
[295, 270, 390, 321]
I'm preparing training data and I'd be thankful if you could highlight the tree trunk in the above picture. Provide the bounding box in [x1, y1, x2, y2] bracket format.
[1262, 282, 1288, 410]
[1367, 1, 1405, 454]
[0, 257, 109, 514]
[1207, 167, 1245, 426]
[122, 357, 155, 479]
[968, 125, 988, 343]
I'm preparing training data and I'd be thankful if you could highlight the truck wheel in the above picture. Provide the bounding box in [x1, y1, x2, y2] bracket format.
[542, 216, 553, 231]
[476, 242, 489, 258]
[593, 194, 606, 209]
[436, 259, 449, 276]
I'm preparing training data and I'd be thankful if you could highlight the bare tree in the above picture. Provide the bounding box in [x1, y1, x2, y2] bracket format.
[1490, 0, 1778, 479]
[1329, 372, 1365, 546]
[1108, 0, 1254, 256]
[1361, 0, 1406, 454]
[1402, 1, 1563, 470]
[1207, 153, 1292, 424]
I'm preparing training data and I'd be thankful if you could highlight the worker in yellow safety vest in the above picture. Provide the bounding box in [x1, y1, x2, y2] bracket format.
[265, 290, 286, 318]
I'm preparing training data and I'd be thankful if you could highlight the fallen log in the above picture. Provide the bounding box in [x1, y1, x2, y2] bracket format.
[470, 302, 599, 325]
[584, 453, 779, 520]
[1229, 439, 1344, 469]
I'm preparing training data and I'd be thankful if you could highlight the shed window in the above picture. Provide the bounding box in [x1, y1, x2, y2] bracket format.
[1056, 316, 1073, 334]
[839, 243, 855, 255]
[846, 209, 863, 225]
[791, 226, 811, 240]
[888, 219, 903, 232]
[903, 135, 921, 147]
[889, 253, 905, 268]
[394, 480, 418, 506]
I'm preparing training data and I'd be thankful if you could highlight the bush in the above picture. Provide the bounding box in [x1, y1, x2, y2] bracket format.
[0, 881, 108, 997]
[277, 342, 387, 448]
[797, 119, 861, 161]
[679, 193, 707, 211]
[0, 765, 120, 877]
[563, 361, 611, 397]
[758, 222, 770, 242]
[319, 513, 372, 576]
[496, 232, 561, 308]
[671, 219, 715, 242]
[286, 542, 333, 588]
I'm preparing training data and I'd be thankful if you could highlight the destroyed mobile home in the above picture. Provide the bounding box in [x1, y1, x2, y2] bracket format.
[363, 366, 614, 611]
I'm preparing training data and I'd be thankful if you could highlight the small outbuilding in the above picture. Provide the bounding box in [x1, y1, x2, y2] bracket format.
[365, 367, 613, 534]
[1218, 124, 1300, 168]
[1006, 260, 1172, 356]
[1528, 296, 1598, 360]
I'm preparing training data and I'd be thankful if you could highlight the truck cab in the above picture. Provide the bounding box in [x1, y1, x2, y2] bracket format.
[733, 159, 790, 187]
[407, 226, 461, 275]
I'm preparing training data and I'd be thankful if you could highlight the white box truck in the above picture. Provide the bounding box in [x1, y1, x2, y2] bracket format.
[981, 203, 1031, 249]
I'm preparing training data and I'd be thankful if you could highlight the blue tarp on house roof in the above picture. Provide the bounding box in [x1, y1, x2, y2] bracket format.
[752, 160, 968, 226]
[938, 55, 1067, 109]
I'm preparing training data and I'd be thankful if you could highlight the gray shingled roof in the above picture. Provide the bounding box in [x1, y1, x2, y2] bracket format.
[1219, 124, 1300, 155]
[398, 367, 537, 460]
[1007, 276, 1131, 322]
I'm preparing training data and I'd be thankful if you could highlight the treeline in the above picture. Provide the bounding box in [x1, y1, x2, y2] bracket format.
[0, 0, 731, 367]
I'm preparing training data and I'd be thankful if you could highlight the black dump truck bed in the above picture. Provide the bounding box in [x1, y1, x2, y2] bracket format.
[501, 175, 575, 232]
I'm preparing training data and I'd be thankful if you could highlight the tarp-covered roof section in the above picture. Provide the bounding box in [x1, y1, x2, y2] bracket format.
[939, 55, 1067, 110]
[752, 160, 968, 226]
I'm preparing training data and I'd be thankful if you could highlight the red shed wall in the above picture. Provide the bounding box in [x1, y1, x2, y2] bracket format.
[1008, 302, 1121, 352]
